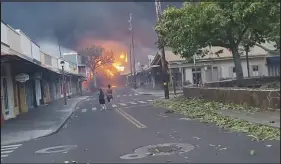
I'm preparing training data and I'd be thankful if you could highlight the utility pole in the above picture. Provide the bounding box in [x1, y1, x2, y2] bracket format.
[245, 46, 250, 77]
[129, 13, 137, 89]
[58, 38, 67, 105]
[128, 28, 133, 87]
[155, 0, 169, 99]
[193, 55, 197, 86]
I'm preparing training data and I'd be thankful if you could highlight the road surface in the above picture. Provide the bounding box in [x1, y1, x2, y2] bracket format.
[1, 87, 280, 163]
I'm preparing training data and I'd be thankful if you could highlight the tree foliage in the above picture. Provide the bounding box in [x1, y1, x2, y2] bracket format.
[79, 45, 114, 73]
[155, 1, 280, 81]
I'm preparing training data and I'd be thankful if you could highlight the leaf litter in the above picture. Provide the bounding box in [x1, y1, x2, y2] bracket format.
[153, 97, 280, 141]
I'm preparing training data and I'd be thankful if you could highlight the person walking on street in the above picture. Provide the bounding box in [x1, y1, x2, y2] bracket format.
[98, 88, 107, 111]
[106, 84, 113, 103]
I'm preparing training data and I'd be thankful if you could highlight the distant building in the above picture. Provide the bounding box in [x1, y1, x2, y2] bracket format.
[148, 55, 155, 68]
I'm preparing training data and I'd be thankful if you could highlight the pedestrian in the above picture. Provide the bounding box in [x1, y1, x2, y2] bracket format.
[106, 84, 113, 103]
[98, 88, 107, 111]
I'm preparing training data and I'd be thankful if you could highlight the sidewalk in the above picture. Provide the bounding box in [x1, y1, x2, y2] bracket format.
[1, 95, 89, 145]
[217, 110, 280, 128]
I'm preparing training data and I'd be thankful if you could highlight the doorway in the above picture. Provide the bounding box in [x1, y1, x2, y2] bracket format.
[192, 67, 202, 85]
[1, 67, 10, 119]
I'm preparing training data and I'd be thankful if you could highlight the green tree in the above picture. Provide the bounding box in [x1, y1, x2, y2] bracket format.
[155, 1, 280, 82]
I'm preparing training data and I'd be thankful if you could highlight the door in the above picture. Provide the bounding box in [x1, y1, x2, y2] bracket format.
[25, 80, 35, 109]
[1, 77, 10, 119]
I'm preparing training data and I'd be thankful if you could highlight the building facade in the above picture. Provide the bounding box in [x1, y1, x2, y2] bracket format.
[1, 21, 84, 124]
[150, 44, 280, 88]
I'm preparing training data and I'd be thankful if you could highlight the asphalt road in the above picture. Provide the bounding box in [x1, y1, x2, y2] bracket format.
[2, 87, 280, 163]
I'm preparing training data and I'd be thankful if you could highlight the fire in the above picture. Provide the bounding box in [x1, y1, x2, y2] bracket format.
[106, 69, 114, 77]
[112, 63, 125, 72]
[120, 54, 125, 59]
[78, 39, 130, 77]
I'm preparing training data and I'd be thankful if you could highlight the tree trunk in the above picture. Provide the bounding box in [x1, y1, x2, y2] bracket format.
[231, 46, 244, 86]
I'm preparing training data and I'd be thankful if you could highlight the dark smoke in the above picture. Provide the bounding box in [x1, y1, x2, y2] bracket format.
[1, 2, 181, 63]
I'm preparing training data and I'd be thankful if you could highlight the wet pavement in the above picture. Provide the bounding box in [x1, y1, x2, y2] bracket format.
[1, 87, 280, 163]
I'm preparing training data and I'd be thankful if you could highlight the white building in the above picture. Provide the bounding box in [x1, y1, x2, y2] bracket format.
[150, 43, 280, 87]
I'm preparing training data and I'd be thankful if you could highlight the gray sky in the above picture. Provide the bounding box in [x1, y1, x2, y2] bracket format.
[1, 2, 181, 64]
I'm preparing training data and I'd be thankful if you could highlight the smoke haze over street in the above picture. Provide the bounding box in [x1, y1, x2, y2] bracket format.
[1, 2, 181, 66]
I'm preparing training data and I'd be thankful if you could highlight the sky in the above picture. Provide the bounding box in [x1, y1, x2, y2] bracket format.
[1, 2, 182, 68]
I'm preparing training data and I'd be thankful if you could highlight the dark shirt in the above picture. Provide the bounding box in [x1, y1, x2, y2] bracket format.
[99, 91, 105, 100]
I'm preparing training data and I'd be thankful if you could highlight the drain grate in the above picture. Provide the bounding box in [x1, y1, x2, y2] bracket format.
[148, 145, 181, 154]
[120, 143, 195, 159]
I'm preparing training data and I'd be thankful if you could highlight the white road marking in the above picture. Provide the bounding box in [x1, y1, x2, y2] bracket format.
[1, 150, 13, 154]
[123, 94, 126, 96]
[147, 100, 153, 102]
[1, 144, 22, 148]
[129, 102, 137, 105]
[119, 103, 127, 106]
[135, 94, 139, 96]
[129, 94, 132, 96]
[92, 107, 97, 111]
[138, 101, 147, 104]
[1, 144, 22, 161]
[1, 147, 19, 151]
[112, 104, 117, 108]
[81, 109, 87, 112]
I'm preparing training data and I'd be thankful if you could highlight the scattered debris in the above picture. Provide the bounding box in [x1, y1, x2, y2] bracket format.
[250, 150, 255, 155]
[266, 145, 272, 148]
[192, 136, 202, 140]
[165, 109, 174, 114]
[219, 147, 227, 151]
[153, 97, 280, 141]
[179, 118, 192, 121]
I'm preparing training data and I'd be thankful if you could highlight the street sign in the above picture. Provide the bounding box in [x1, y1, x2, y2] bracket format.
[15, 73, 29, 83]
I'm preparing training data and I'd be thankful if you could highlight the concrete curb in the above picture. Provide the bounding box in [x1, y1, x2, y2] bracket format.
[44, 96, 89, 137]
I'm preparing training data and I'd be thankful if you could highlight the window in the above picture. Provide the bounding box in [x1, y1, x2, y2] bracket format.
[231, 67, 236, 78]
[44, 54, 52, 66]
[252, 65, 258, 71]
[192, 68, 201, 72]
[252, 65, 259, 76]
[1, 66, 6, 76]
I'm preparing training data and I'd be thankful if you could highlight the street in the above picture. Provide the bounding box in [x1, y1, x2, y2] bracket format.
[1, 87, 280, 163]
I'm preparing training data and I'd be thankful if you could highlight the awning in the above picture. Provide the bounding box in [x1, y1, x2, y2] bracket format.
[266, 56, 280, 65]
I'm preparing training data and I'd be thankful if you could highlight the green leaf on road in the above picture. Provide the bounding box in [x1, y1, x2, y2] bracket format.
[153, 97, 280, 141]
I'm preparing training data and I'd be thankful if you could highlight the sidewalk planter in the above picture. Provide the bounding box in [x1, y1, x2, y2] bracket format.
[183, 87, 280, 110]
